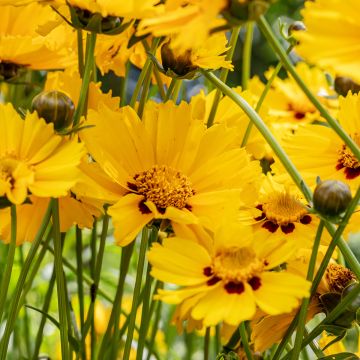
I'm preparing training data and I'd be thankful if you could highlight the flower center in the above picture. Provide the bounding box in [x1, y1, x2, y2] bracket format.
[325, 263, 356, 294]
[129, 165, 194, 210]
[203, 247, 265, 294]
[336, 133, 360, 179]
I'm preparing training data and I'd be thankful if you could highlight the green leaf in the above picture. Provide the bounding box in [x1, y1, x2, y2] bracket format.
[318, 352, 359, 360]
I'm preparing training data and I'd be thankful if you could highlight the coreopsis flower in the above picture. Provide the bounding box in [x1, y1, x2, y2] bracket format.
[147, 222, 310, 327]
[0, 161, 124, 245]
[250, 63, 338, 126]
[80, 100, 261, 246]
[0, 3, 76, 79]
[0, 103, 84, 205]
[241, 175, 324, 248]
[282, 92, 360, 190]
[295, 0, 360, 83]
[157, 33, 233, 79]
[137, 0, 228, 52]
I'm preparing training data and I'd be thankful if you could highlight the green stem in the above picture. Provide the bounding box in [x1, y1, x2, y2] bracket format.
[290, 221, 324, 360]
[304, 328, 325, 359]
[202, 69, 312, 202]
[97, 241, 135, 358]
[122, 228, 149, 360]
[0, 202, 52, 359]
[204, 327, 211, 360]
[73, 32, 97, 127]
[257, 15, 360, 161]
[31, 269, 56, 360]
[130, 38, 160, 108]
[120, 62, 131, 107]
[241, 45, 293, 147]
[89, 221, 97, 360]
[75, 227, 85, 342]
[240, 322, 253, 360]
[77, 29, 84, 77]
[165, 78, 178, 101]
[171, 79, 182, 102]
[207, 26, 241, 128]
[283, 283, 360, 360]
[242, 22, 254, 90]
[52, 199, 70, 359]
[138, 62, 153, 118]
[0, 205, 17, 323]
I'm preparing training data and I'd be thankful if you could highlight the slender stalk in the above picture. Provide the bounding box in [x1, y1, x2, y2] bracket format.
[241, 45, 294, 147]
[130, 38, 160, 108]
[215, 325, 221, 355]
[52, 199, 70, 359]
[240, 322, 253, 360]
[73, 32, 97, 127]
[97, 241, 135, 358]
[242, 22, 254, 90]
[257, 15, 360, 161]
[89, 221, 97, 360]
[77, 29, 84, 77]
[283, 283, 360, 359]
[171, 79, 182, 103]
[204, 327, 211, 360]
[0, 202, 52, 359]
[207, 26, 241, 127]
[122, 228, 149, 360]
[0, 205, 17, 323]
[202, 69, 312, 202]
[165, 78, 178, 101]
[32, 270, 56, 360]
[138, 62, 153, 118]
[304, 328, 325, 358]
[290, 221, 324, 360]
[120, 62, 131, 107]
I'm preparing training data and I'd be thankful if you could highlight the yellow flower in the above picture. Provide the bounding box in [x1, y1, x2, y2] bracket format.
[0, 3, 76, 76]
[148, 221, 310, 327]
[0, 103, 84, 205]
[159, 33, 233, 78]
[282, 92, 360, 190]
[242, 175, 326, 249]
[80, 100, 261, 246]
[296, 0, 360, 83]
[67, 0, 160, 18]
[0, 161, 124, 245]
[137, 0, 227, 52]
[251, 63, 338, 126]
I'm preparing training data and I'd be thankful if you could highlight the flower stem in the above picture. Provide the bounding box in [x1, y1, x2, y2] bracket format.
[204, 327, 211, 360]
[257, 15, 360, 161]
[242, 22, 254, 90]
[165, 78, 178, 101]
[0, 205, 17, 324]
[207, 26, 241, 128]
[122, 227, 149, 360]
[0, 202, 52, 359]
[51, 198, 70, 359]
[201, 69, 312, 202]
[73, 32, 97, 127]
[290, 221, 324, 360]
[240, 322, 254, 360]
[77, 29, 84, 77]
[138, 62, 153, 118]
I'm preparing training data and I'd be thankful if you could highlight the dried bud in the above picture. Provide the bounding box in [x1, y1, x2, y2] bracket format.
[334, 76, 360, 97]
[313, 180, 352, 217]
[326, 263, 356, 294]
[161, 42, 198, 79]
[288, 21, 306, 34]
[32, 90, 75, 130]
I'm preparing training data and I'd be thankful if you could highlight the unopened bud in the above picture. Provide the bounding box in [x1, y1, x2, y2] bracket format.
[32, 90, 75, 130]
[313, 180, 352, 217]
[335, 76, 360, 97]
[288, 21, 306, 34]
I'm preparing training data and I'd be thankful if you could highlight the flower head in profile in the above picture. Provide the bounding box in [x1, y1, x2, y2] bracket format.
[282, 92, 360, 190]
[147, 222, 310, 327]
[0, 103, 84, 205]
[295, 0, 360, 83]
[81, 100, 261, 246]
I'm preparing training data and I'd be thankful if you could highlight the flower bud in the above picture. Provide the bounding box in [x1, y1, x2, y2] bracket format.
[334, 76, 360, 97]
[0, 62, 22, 81]
[68, 6, 130, 35]
[31, 90, 75, 130]
[161, 42, 198, 79]
[341, 281, 360, 313]
[288, 21, 306, 34]
[313, 180, 352, 217]
[223, 0, 274, 24]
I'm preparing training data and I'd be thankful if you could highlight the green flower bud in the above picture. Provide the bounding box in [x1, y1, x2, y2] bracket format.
[31, 90, 75, 131]
[160, 42, 198, 80]
[335, 76, 360, 97]
[313, 180, 352, 217]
